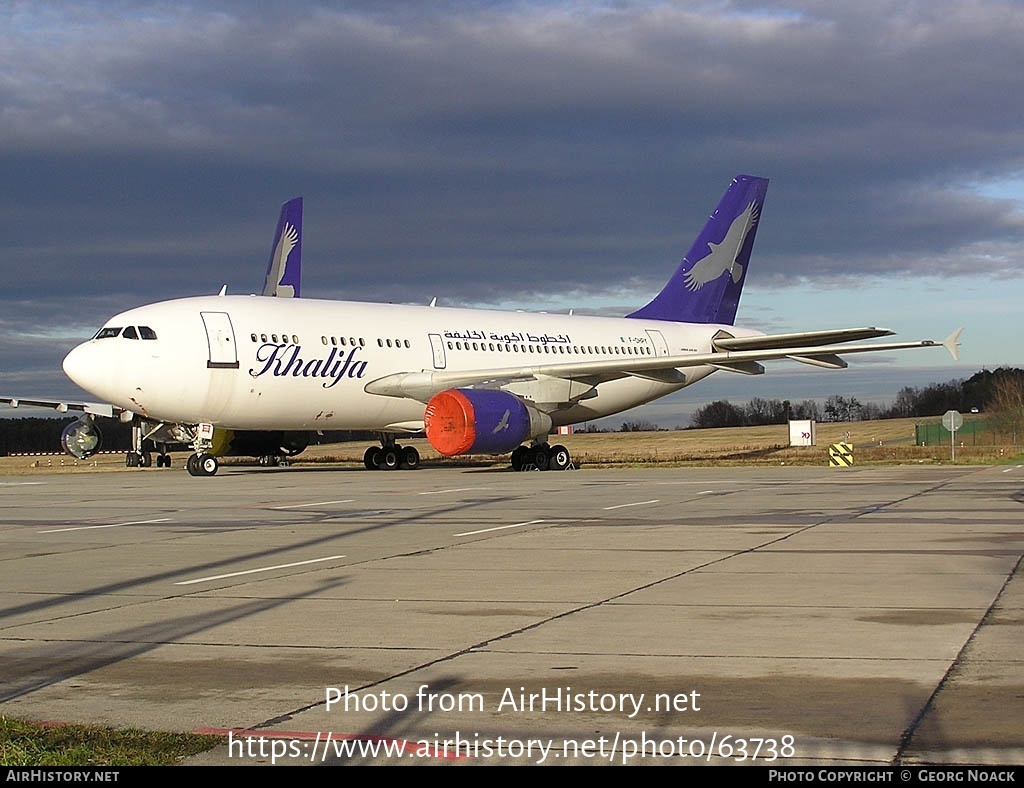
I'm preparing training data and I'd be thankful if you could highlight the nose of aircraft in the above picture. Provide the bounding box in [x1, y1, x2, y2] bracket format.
[62, 341, 103, 396]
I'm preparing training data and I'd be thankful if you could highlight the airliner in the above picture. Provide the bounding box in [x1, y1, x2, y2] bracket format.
[5, 175, 961, 476]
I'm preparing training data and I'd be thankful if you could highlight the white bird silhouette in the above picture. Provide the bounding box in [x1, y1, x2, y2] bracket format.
[265, 222, 299, 297]
[682, 200, 759, 291]
[491, 409, 511, 434]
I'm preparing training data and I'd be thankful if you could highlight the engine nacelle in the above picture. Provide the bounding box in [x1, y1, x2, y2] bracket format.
[61, 416, 102, 459]
[424, 389, 551, 456]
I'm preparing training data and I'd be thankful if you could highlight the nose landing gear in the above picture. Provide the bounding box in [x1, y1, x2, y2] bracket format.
[186, 453, 219, 476]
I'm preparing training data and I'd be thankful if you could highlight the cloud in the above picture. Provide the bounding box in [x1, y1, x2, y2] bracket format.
[1, 1, 1022, 400]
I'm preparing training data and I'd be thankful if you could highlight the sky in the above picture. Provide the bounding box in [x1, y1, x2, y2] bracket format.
[2, 0, 1022, 427]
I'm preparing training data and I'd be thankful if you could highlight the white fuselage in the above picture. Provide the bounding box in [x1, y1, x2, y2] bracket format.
[62, 295, 759, 432]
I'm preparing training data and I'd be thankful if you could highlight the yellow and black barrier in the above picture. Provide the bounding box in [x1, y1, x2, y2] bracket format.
[829, 442, 854, 467]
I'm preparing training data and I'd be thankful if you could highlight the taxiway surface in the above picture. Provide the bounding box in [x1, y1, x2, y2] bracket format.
[0, 463, 1021, 765]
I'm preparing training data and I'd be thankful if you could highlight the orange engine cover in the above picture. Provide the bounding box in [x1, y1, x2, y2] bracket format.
[424, 389, 534, 456]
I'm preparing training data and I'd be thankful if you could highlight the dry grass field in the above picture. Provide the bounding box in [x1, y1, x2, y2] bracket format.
[4, 416, 1017, 475]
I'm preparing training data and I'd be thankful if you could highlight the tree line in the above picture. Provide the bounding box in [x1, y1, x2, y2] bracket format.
[690, 367, 1024, 429]
[0, 418, 380, 456]
[0, 417, 133, 455]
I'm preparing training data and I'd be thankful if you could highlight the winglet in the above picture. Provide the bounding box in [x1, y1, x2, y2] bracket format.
[261, 197, 303, 298]
[943, 328, 963, 361]
[627, 175, 769, 325]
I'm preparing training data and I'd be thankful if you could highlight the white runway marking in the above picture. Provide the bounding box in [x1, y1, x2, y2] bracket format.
[41, 518, 172, 534]
[651, 480, 731, 485]
[456, 519, 544, 536]
[272, 499, 354, 509]
[174, 555, 346, 585]
[602, 500, 659, 510]
[419, 487, 481, 495]
[0, 481, 45, 486]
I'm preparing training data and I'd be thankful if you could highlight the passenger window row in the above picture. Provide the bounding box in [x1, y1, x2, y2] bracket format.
[320, 335, 367, 348]
[376, 338, 412, 349]
[249, 332, 408, 349]
[445, 341, 652, 356]
[251, 332, 303, 344]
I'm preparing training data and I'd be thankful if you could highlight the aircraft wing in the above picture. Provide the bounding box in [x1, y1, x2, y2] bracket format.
[0, 396, 122, 418]
[710, 326, 896, 351]
[365, 328, 963, 403]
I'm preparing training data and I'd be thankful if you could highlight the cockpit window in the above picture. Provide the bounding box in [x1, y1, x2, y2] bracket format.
[95, 327, 122, 339]
[139, 326, 157, 340]
[122, 326, 139, 340]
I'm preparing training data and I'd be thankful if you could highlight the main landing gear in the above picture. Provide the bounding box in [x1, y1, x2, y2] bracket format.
[510, 442, 573, 472]
[125, 450, 151, 468]
[125, 420, 173, 469]
[363, 436, 420, 471]
[125, 443, 171, 469]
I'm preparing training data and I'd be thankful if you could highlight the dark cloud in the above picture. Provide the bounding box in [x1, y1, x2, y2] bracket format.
[1, 1, 1021, 403]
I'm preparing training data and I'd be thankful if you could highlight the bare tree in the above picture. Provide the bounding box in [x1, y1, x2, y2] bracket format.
[988, 376, 1024, 444]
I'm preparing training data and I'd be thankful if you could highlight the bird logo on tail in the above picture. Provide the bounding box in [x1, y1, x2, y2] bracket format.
[682, 200, 759, 291]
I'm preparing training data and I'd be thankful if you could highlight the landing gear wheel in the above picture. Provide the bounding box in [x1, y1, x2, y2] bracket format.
[377, 447, 400, 470]
[531, 445, 550, 471]
[156, 454, 171, 468]
[364, 446, 378, 470]
[400, 445, 420, 470]
[186, 453, 217, 476]
[547, 444, 570, 471]
[125, 451, 152, 468]
[511, 446, 527, 472]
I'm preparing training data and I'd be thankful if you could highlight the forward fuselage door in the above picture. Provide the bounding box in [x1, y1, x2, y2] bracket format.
[201, 311, 239, 369]
[428, 333, 446, 369]
[646, 328, 669, 356]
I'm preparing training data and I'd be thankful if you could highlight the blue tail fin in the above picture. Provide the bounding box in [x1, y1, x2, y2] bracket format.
[261, 197, 303, 298]
[627, 175, 768, 325]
